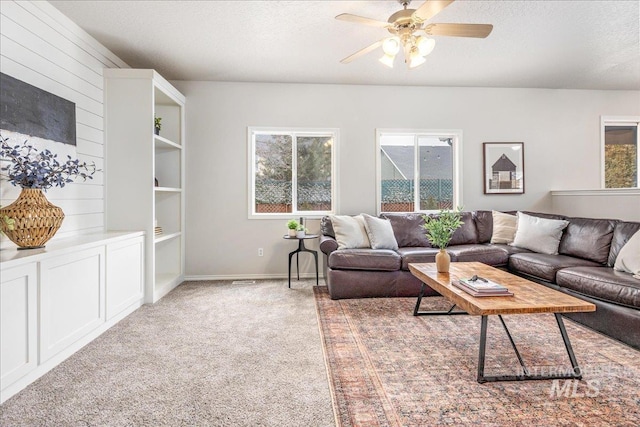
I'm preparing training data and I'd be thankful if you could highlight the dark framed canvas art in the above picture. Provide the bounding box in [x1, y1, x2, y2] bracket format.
[483, 142, 525, 194]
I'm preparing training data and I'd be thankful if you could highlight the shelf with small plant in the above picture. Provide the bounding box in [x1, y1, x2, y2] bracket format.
[104, 69, 185, 304]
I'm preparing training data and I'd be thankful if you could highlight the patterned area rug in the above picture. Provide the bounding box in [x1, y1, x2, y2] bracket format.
[314, 286, 640, 426]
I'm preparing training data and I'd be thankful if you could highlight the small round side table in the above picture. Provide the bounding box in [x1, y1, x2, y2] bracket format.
[283, 234, 319, 288]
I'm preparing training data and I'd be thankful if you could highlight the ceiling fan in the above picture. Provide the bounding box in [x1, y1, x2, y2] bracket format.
[336, 0, 493, 69]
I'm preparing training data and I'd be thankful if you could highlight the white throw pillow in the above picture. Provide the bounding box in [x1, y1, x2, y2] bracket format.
[512, 212, 569, 255]
[361, 214, 398, 250]
[491, 211, 517, 244]
[614, 230, 640, 279]
[329, 214, 370, 250]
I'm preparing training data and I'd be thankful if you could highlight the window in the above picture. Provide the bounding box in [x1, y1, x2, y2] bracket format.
[249, 128, 338, 217]
[376, 129, 462, 214]
[601, 117, 639, 189]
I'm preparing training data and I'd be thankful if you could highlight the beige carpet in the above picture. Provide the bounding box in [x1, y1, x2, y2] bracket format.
[314, 286, 640, 427]
[0, 280, 335, 427]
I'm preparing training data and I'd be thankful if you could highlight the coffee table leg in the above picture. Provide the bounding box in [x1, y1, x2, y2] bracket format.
[413, 284, 426, 316]
[413, 283, 467, 316]
[555, 313, 582, 378]
[477, 315, 489, 383]
[477, 313, 584, 383]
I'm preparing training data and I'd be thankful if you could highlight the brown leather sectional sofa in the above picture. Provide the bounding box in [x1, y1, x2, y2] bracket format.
[319, 211, 640, 350]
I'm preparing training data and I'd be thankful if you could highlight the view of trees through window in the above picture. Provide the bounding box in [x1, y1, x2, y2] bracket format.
[252, 131, 334, 215]
[604, 125, 638, 188]
[378, 132, 457, 213]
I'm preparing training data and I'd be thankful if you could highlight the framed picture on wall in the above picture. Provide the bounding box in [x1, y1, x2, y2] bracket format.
[483, 142, 525, 194]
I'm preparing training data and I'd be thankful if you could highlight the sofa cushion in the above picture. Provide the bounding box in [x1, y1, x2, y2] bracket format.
[556, 267, 640, 309]
[614, 230, 640, 278]
[508, 253, 600, 282]
[449, 211, 479, 245]
[512, 212, 569, 255]
[558, 217, 616, 264]
[609, 221, 640, 267]
[473, 210, 493, 243]
[447, 244, 509, 266]
[330, 215, 370, 249]
[490, 243, 532, 257]
[380, 213, 431, 247]
[329, 249, 401, 271]
[362, 214, 398, 250]
[490, 211, 517, 244]
[397, 247, 440, 270]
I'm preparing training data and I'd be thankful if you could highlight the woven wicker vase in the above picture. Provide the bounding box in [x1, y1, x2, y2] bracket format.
[0, 188, 65, 249]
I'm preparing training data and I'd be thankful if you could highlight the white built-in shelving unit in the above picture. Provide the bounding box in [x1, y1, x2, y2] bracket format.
[104, 69, 185, 303]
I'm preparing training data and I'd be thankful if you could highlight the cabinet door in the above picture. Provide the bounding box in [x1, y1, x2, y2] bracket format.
[1, 264, 38, 390]
[39, 247, 105, 363]
[106, 236, 144, 320]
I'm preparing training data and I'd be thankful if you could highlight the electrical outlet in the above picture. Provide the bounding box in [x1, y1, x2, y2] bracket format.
[258, 248, 264, 257]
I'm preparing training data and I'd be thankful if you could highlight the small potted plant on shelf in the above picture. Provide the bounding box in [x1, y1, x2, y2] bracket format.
[287, 219, 299, 237]
[422, 207, 464, 273]
[154, 116, 162, 135]
[0, 137, 97, 249]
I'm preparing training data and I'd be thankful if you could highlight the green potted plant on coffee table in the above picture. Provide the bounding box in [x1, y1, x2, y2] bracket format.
[422, 207, 464, 273]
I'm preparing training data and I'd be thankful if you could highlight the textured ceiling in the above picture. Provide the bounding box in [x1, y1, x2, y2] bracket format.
[50, 0, 640, 90]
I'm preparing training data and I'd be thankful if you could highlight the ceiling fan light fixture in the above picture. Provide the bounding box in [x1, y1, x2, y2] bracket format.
[379, 53, 396, 68]
[416, 36, 436, 56]
[382, 37, 400, 55]
[408, 47, 426, 69]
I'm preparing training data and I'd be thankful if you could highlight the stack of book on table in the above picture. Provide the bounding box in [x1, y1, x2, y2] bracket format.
[454, 276, 514, 297]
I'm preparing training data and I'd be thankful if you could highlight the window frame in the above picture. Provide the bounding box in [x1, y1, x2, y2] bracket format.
[375, 128, 463, 215]
[248, 127, 339, 219]
[600, 116, 639, 189]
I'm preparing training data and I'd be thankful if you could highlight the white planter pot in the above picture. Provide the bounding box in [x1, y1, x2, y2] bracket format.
[296, 231, 305, 238]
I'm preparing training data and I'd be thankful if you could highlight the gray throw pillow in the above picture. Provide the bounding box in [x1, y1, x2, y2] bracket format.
[361, 214, 399, 250]
[512, 212, 569, 255]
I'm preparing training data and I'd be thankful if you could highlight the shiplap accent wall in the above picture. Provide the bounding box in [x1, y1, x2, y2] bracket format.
[0, 1, 127, 245]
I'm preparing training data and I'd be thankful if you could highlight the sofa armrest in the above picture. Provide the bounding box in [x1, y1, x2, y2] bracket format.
[320, 234, 339, 255]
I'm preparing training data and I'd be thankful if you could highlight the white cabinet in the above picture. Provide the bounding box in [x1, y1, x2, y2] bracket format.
[39, 247, 105, 363]
[104, 69, 185, 303]
[106, 238, 144, 320]
[0, 232, 144, 403]
[0, 264, 37, 391]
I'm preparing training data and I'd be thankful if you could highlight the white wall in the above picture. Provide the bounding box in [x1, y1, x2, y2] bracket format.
[551, 190, 640, 221]
[172, 81, 640, 279]
[0, 1, 126, 245]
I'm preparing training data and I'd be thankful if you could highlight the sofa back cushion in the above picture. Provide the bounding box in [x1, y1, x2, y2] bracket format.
[448, 211, 479, 245]
[473, 210, 493, 243]
[608, 221, 640, 267]
[558, 217, 616, 264]
[380, 213, 431, 247]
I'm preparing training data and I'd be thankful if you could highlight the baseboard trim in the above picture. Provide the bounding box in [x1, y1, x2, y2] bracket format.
[184, 273, 325, 282]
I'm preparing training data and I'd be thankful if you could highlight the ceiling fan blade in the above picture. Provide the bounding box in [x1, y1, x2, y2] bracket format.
[335, 13, 390, 28]
[340, 39, 385, 64]
[412, 0, 455, 23]
[425, 23, 494, 38]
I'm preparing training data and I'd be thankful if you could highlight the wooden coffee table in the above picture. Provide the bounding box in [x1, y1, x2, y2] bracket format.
[408, 262, 596, 383]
